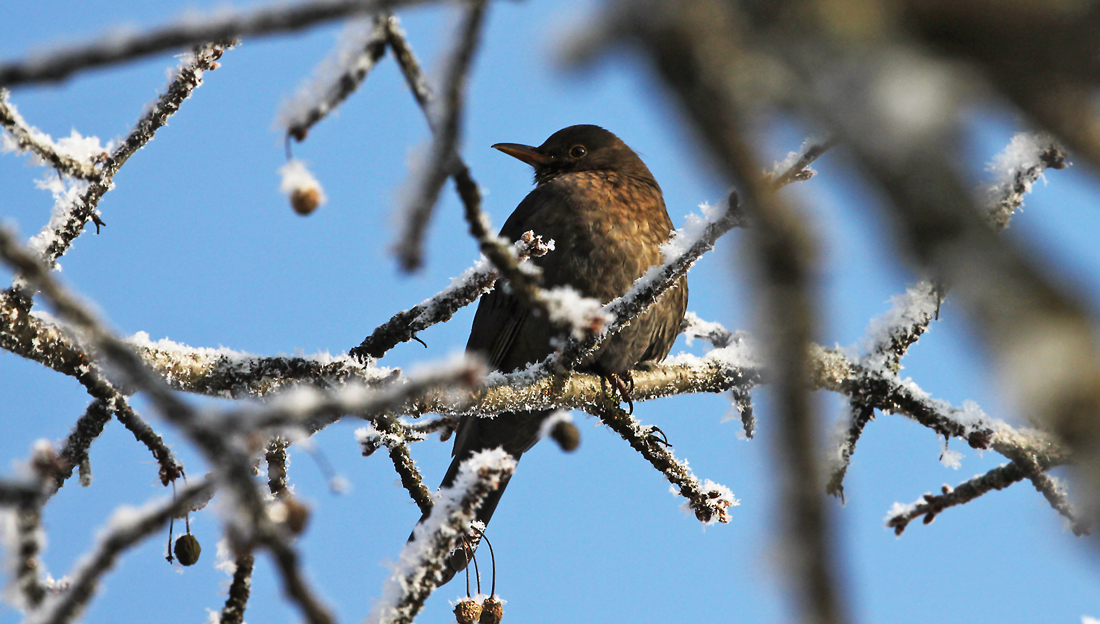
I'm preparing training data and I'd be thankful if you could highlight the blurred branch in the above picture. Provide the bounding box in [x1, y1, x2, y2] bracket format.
[395, 0, 488, 271]
[28, 479, 215, 624]
[587, 3, 846, 622]
[0, 1, 431, 87]
[280, 14, 389, 142]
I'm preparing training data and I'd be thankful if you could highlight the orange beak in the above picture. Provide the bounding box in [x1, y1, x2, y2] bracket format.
[492, 142, 554, 167]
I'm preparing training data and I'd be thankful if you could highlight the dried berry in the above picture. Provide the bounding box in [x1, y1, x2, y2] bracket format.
[550, 420, 580, 452]
[454, 598, 482, 624]
[174, 534, 201, 566]
[283, 497, 310, 536]
[291, 187, 322, 216]
[480, 595, 504, 624]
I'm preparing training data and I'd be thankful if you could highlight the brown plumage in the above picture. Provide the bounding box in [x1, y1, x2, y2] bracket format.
[420, 125, 687, 583]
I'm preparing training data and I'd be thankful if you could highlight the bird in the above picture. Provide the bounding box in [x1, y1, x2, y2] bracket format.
[418, 124, 687, 583]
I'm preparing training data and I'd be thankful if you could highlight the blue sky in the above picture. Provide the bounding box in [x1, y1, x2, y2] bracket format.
[2, 2, 1100, 624]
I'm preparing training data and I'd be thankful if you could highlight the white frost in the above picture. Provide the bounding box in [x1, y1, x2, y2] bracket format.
[275, 17, 384, 132]
[939, 447, 962, 470]
[537, 409, 573, 440]
[278, 159, 326, 206]
[543, 286, 611, 340]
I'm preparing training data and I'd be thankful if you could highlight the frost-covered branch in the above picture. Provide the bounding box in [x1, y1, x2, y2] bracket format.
[0, 1, 434, 87]
[829, 134, 1071, 499]
[350, 232, 552, 360]
[985, 134, 1068, 231]
[24, 479, 214, 624]
[0, 294, 183, 488]
[130, 332, 397, 398]
[17, 41, 234, 278]
[358, 419, 433, 515]
[395, 0, 488, 271]
[369, 449, 515, 624]
[384, 15, 432, 108]
[0, 227, 336, 624]
[587, 401, 737, 524]
[1024, 468, 1089, 536]
[221, 355, 486, 436]
[769, 136, 839, 190]
[279, 14, 390, 142]
[0, 91, 104, 179]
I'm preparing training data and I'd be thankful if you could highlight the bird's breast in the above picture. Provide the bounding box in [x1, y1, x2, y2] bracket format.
[525, 171, 672, 302]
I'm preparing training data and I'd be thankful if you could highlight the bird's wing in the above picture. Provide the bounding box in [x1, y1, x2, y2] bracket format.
[465, 285, 529, 369]
[464, 188, 550, 367]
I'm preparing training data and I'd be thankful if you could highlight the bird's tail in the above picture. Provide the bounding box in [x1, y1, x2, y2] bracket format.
[409, 410, 546, 586]
[418, 452, 517, 586]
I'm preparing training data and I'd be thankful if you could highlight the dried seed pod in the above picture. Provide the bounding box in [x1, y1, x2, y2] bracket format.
[550, 420, 580, 452]
[283, 497, 310, 536]
[174, 534, 202, 566]
[291, 187, 322, 216]
[480, 595, 504, 624]
[454, 598, 482, 624]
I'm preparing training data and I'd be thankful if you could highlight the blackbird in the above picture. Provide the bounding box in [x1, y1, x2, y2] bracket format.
[420, 124, 687, 583]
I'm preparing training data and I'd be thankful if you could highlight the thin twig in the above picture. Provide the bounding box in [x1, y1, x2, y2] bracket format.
[586, 401, 736, 524]
[280, 14, 390, 142]
[0, 91, 103, 179]
[350, 233, 551, 360]
[219, 553, 256, 624]
[28, 480, 215, 624]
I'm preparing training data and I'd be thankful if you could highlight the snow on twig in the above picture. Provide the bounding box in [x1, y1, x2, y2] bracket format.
[277, 14, 389, 141]
[351, 232, 552, 360]
[588, 401, 737, 524]
[559, 191, 746, 370]
[0, 91, 107, 179]
[985, 133, 1068, 231]
[828, 133, 1071, 499]
[15, 40, 235, 279]
[368, 449, 515, 624]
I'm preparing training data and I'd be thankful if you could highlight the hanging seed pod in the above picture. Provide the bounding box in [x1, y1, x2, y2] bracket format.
[479, 595, 504, 624]
[174, 534, 202, 566]
[282, 497, 311, 536]
[290, 187, 322, 215]
[454, 598, 482, 624]
[550, 420, 580, 452]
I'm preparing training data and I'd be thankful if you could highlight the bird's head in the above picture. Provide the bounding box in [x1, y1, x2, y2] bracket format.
[493, 125, 656, 187]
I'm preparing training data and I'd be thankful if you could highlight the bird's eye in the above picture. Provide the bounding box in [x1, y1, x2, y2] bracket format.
[569, 145, 587, 158]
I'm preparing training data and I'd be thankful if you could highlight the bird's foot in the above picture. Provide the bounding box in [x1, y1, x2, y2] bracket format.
[602, 371, 635, 414]
[645, 426, 672, 448]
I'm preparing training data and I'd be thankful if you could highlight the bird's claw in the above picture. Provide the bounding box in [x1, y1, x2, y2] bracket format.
[645, 426, 672, 448]
[602, 371, 635, 414]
